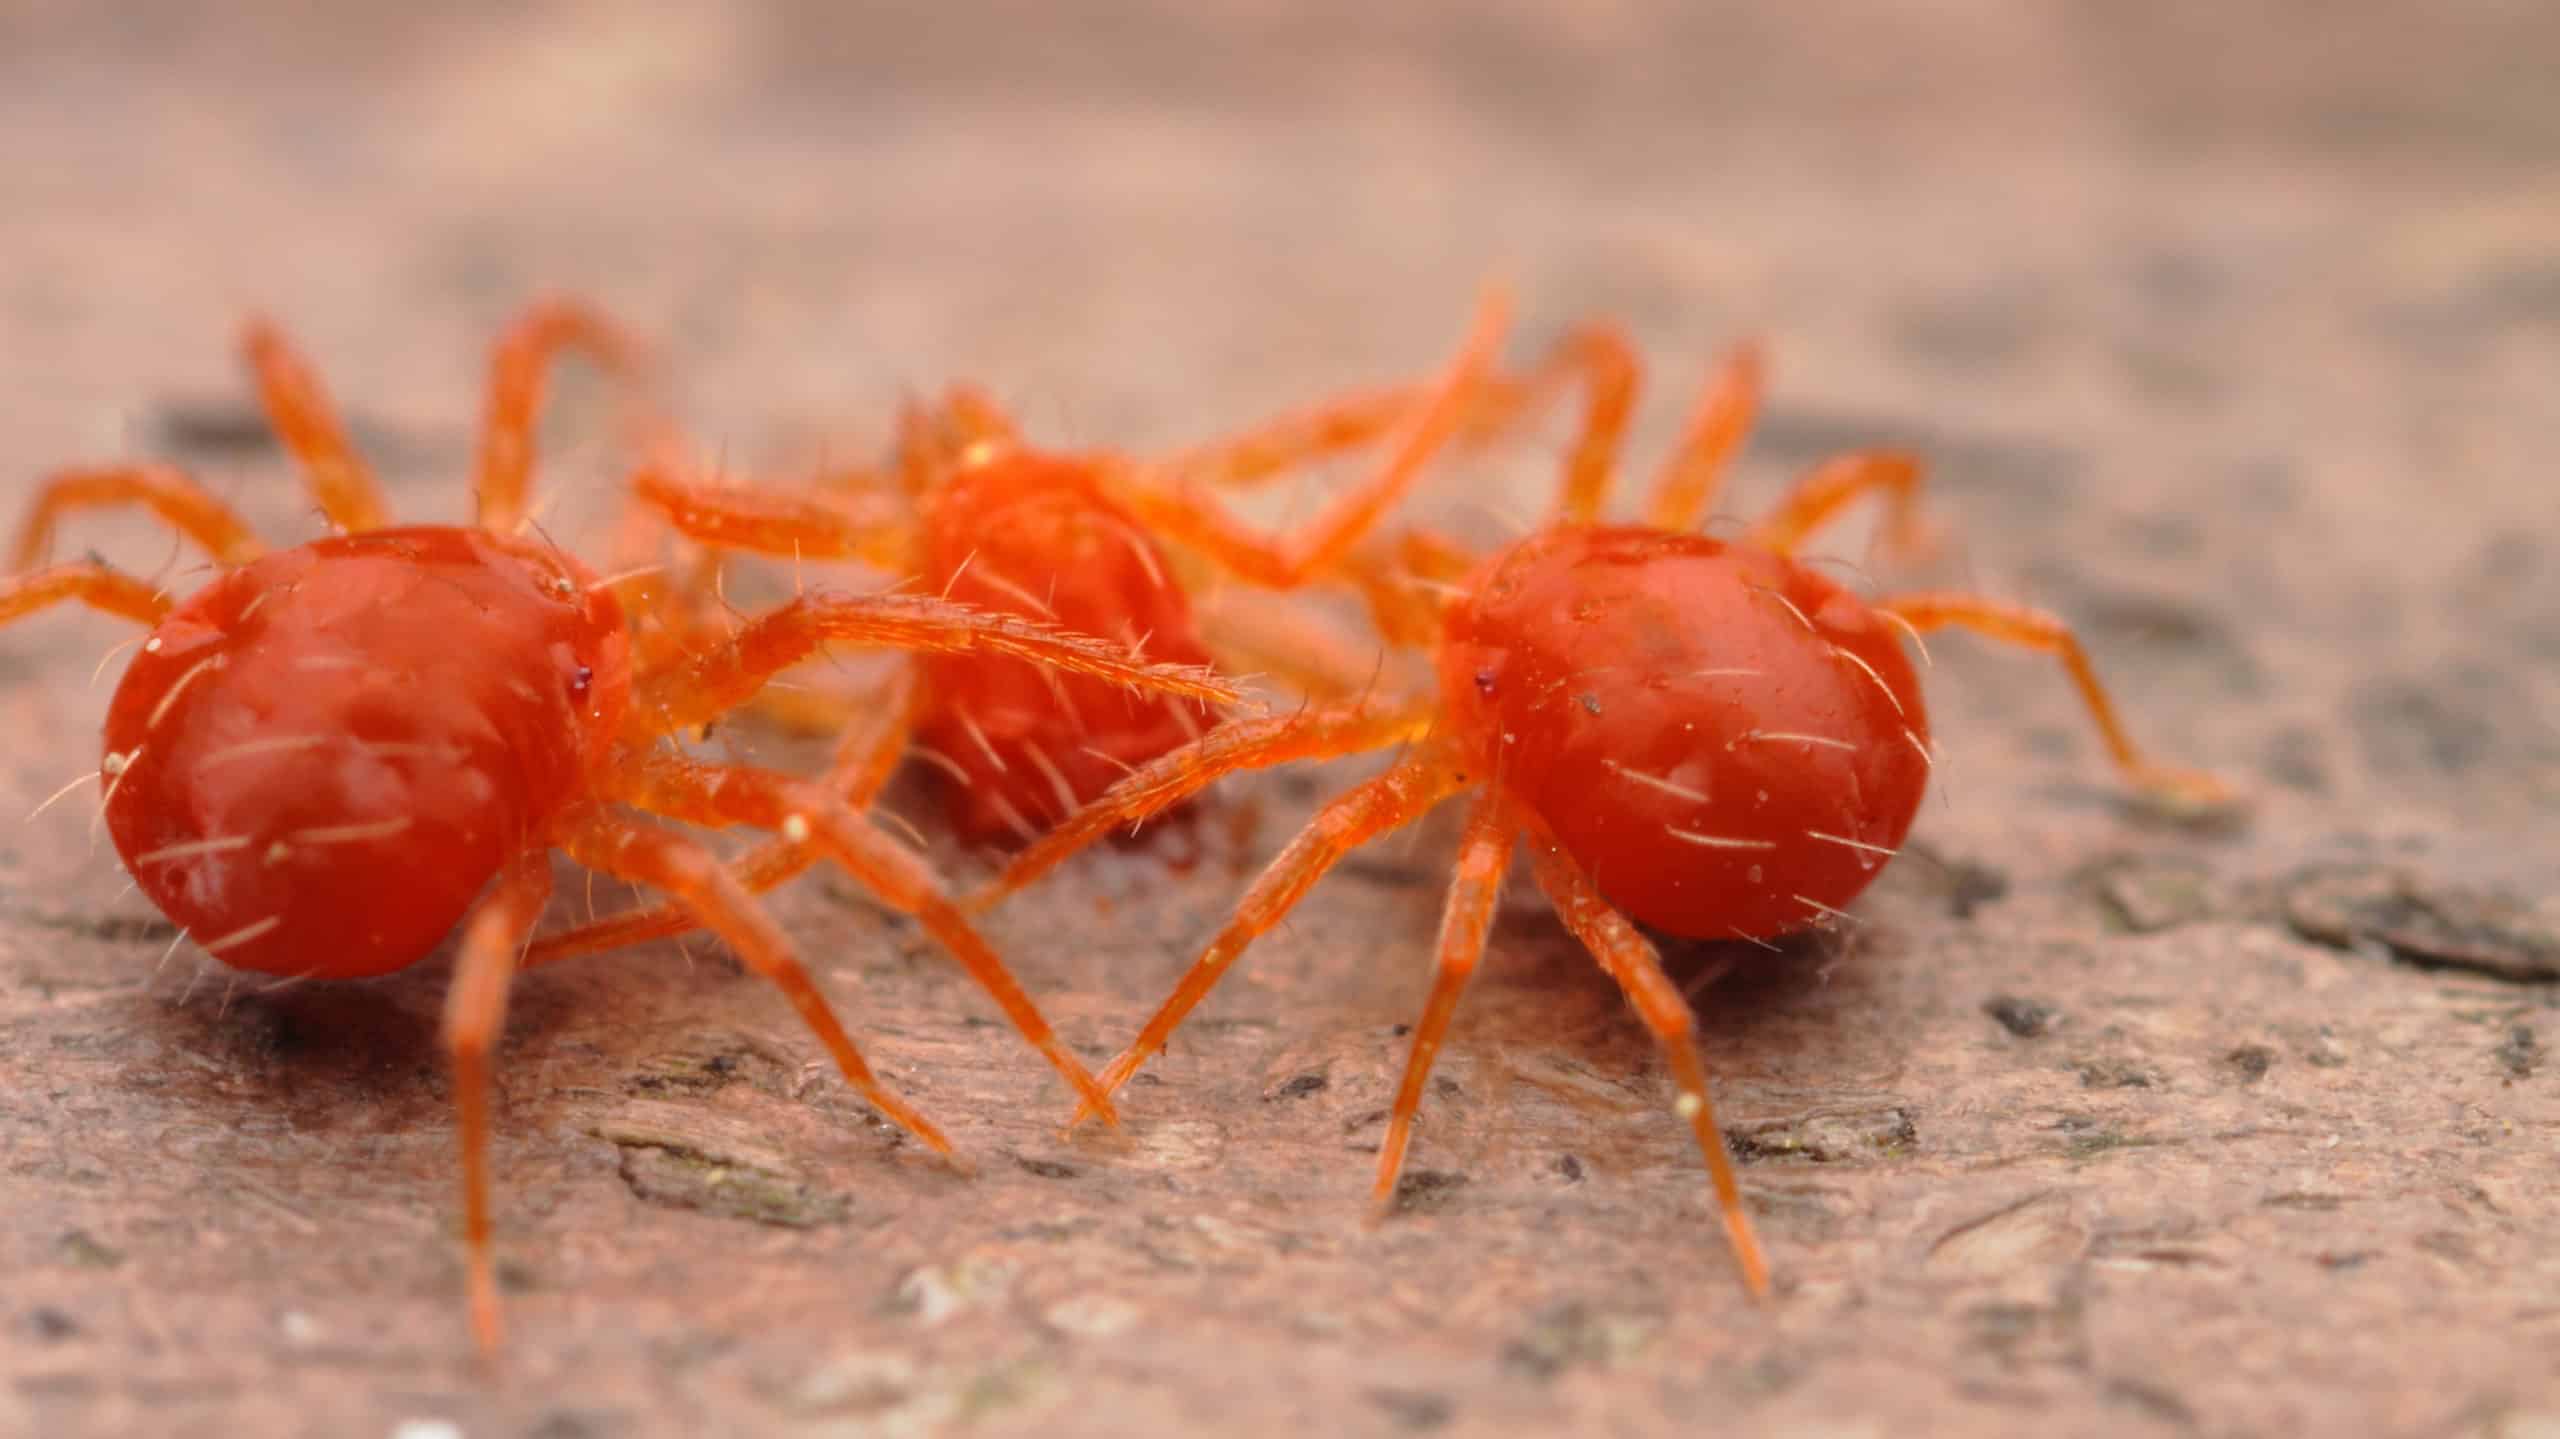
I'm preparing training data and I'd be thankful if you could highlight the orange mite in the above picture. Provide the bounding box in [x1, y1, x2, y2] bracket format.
[964, 290, 2229, 1296]
[518, 317, 1511, 965]
[0, 304, 1242, 1351]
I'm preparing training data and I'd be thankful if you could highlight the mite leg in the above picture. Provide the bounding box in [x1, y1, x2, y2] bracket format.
[1373, 789, 1515, 1215]
[1190, 587, 1406, 698]
[1643, 342, 1767, 533]
[1877, 591, 2229, 807]
[1743, 450, 1934, 560]
[965, 700, 1437, 912]
[1146, 317, 1634, 507]
[1114, 287, 1509, 589]
[1522, 813, 1771, 1299]
[1069, 749, 1471, 1127]
[1521, 323, 1641, 524]
[436, 849, 555, 1355]
[558, 807, 958, 1155]
[1145, 383, 1418, 491]
[626, 590, 1241, 742]
[9, 465, 263, 572]
[240, 317, 393, 532]
[602, 752, 1120, 1123]
[630, 456, 913, 570]
[1331, 523, 1483, 649]
[473, 299, 648, 533]
[0, 562, 173, 629]
[523, 663, 921, 968]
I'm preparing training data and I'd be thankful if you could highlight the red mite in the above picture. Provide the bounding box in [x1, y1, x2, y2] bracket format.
[963, 290, 2230, 1295]
[519, 319, 1512, 963]
[0, 303, 1241, 1351]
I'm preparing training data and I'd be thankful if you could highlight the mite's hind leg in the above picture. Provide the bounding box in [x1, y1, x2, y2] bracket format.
[966, 699, 1437, 912]
[1116, 287, 1509, 589]
[436, 849, 555, 1355]
[0, 562, 174, 629]
[558, 806, 958, 1155]
[1744, 450, 1935, 561]
[626, 590, 1242, 742]
[10, 465, 263, 572]
[1373, 790, 1515, 1215]
[1878, 591, 2229, 808]
[1640, 342, 1767, 533]
[240, 317, 393, 533]
[1522, 814, 1771, 1298]
[523, 664, 922, 968]
[1069, 749, 1471, 1127]
[601, 752, 1120, 1123]
[474, 299, 649, 533]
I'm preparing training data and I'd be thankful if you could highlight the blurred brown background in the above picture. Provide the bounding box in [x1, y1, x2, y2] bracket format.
[3, 4, 2556, 1436]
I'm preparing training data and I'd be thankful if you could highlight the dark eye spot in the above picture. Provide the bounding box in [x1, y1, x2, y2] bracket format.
[1474, 667, 1499, 697]
[568, 665, 594, 700]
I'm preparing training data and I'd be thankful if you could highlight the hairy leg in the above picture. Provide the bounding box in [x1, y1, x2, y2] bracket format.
[1372, 789, 1515, 1214]
[626, 589, 1241, 742]
[558, 806, 956, 1154]
[1069, 748, 1472, 1126]
[435, 849, 555, 1355]
[474, 299, 648, 533]
[239, 316, 393, 532]
[523, 664, 921, 967]
[965, 699, 1436, 912]
[1642, 341, 1766, 533]
[0, 562, 172, 629]
[603, 751, 1119, 1123]
[1878, 591, 2228, 807]
[1521, 811, 1771, 1298]
[9, 465, 263, 572]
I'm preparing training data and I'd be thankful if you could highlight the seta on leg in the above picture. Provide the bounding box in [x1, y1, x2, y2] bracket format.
[1877, 591, 2230, 808]
[437, 849, 555, 1356]
[474, 299, 649, 533]
[625, 589, 1242, 742]
[10, 465, 264, 572]
[602, 750, 1120, 1124]
[240, 316, 393, 533]
[1372, 789, 1515, 1215]
[1642, 341, 1766, 534]
[0, 561, 172, 628]
[1520, 812, 1771, 1299]
[964, 699, 1436, 913]
[1069, 748, 1472, 1126]
[557, 805, 957, 1155]
[523, 665, 922, 967]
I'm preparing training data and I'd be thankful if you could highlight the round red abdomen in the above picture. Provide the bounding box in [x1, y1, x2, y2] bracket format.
[915, 451, 1216, 840]
[100, 526, 631, 978]
[1438, 526, 1930, 940]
